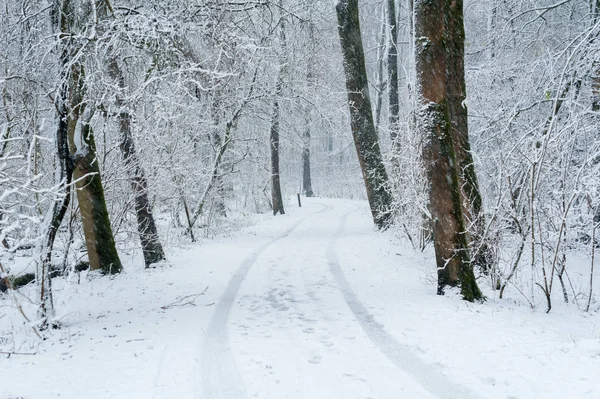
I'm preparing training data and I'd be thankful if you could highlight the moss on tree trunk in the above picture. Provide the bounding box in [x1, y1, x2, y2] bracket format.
[70, 121, 122, 274]
[336, 0, 393, 228]
[415, 0, 483, 301]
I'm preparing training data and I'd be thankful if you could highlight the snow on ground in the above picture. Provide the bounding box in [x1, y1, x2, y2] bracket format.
[1, 198, 599, 399]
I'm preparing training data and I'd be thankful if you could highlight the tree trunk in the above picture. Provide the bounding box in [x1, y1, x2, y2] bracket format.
[302, 21, 316, 198]
[374, 6, 387, 135]
[270, 4, 287, 216]
[38, 81, 72, 327]
[302, 124, 314, 197]
[446, 0, 493, 273]
[414, 0, 482, 301]
[108, 58, 166, 267]
[70, 109, 123, 274]
[55, 0, 122, 275]
[36, 0, 77, 327]
[270, 70, 285, 215]
[212, 128, 228, 217]
[335, 0, 393, 228]
[387, 0, 400, 143]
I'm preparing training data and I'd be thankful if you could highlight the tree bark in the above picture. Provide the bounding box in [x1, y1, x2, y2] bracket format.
[38, 79, 72, 327]
[374, 6, 387, 135]
[302, 125, 314, 197]
[387, 0, 400, 143]
[36, 0, 77, 327]
[55, 0, 122, 275]
[302, 21, 316, 198]
[446, 0, 493, 273]
[335, 0, 393, 228]
[211, 123, 228, 217]
[270, 5, 287, 216]
[70, 108, 123, 274]
[108, 58, 166, 267]
[414, 0, 482, 301]
[270, 70, 285, 215]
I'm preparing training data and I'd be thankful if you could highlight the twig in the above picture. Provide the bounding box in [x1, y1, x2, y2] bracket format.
[0, 351, 37, 357]
[160, 286, 209, 310]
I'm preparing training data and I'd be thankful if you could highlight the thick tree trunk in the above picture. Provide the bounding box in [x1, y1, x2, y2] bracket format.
[56, 0, 122, 275]
[108, 58, 165, 267]
[70, 113, 122, 274]
[414, 0, 482, 301]
[336, 0, 393, 228]
[445, 0, 493, 273]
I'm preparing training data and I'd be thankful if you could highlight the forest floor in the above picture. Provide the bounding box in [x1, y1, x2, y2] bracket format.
[1, 198, 600, 399]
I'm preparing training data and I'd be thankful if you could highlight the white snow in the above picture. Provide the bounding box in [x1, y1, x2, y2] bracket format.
[1, 198, 599, 399]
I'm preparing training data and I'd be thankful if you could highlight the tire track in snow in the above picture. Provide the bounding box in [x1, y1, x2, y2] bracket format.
[327, 211, 480, 399]
[199, 203, 333, 399]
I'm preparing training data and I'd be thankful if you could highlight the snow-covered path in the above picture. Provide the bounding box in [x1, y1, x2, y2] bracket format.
[2, 198, 600, 399]
[199, 201, 473, 399]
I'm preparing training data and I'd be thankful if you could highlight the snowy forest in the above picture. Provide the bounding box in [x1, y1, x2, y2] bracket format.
[2, 0, 600, 398]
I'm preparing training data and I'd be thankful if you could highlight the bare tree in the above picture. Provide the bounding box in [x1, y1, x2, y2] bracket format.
[107, 57, 165, 267]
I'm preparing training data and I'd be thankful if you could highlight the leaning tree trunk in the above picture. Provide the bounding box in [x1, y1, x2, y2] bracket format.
[414, 0, 482, 301]
[70, 107, 123, 274]
[336, 0, 393, 228]
[57, 1, 122, 275]
[445, 0, 493, 273]
[108, 58, 165, 267]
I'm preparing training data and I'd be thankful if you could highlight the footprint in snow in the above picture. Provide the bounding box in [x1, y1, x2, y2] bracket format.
[308, 354, 322, 365]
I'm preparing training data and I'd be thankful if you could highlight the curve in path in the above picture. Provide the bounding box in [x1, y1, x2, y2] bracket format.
[200, 203, 333, 399]
[326, 211, 480, 399]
